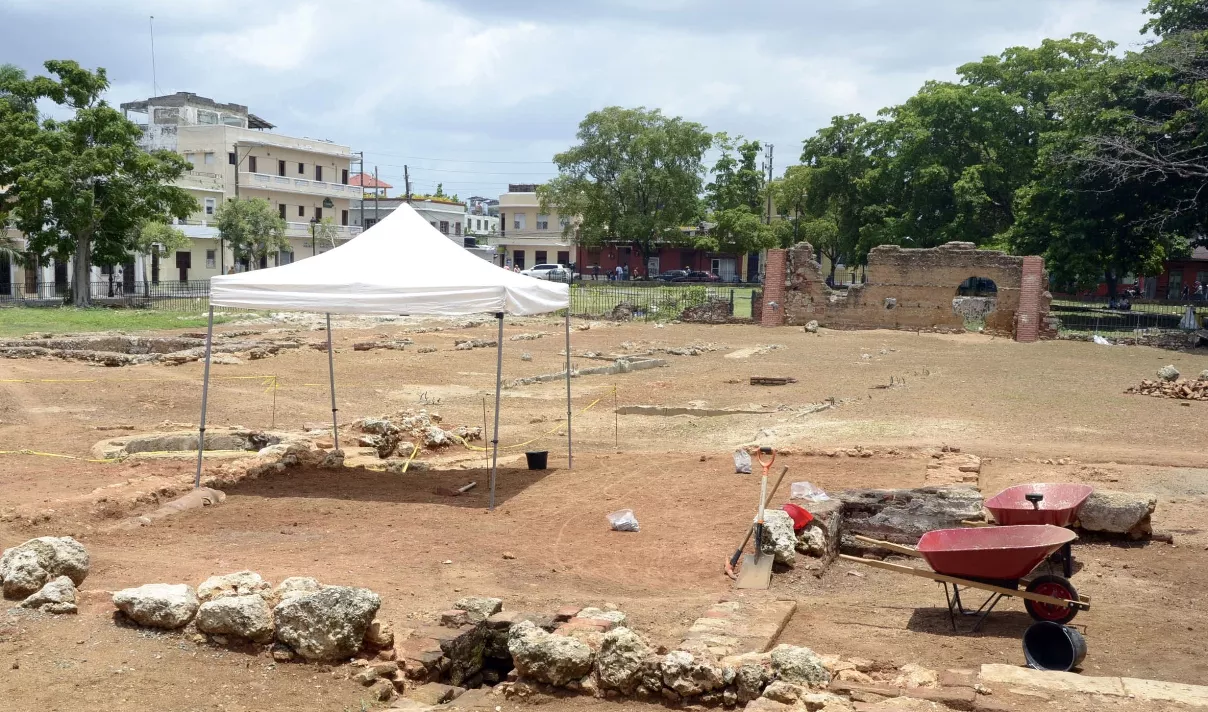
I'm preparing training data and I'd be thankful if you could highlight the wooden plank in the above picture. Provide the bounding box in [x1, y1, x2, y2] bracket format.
[853, 535, 924, 557]
[749, 376, 797, 386]
[838, 554, 1089, 610]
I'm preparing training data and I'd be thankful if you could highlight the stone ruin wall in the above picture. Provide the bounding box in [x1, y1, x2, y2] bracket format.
[780, 241, 1053, 340]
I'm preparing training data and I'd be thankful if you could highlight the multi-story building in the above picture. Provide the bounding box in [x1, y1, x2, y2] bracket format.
[349, 194, 495, 261]
[120, 92, 361, 280]
[492, 184, 575, 270]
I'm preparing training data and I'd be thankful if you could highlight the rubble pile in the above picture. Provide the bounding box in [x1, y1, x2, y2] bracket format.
[1125, 375, 1208, 401]
[351, 410, 483, 459]
[0, 536, 90, 613]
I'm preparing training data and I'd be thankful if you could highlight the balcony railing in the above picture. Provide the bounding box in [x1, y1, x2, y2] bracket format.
[284, 222, 362, 238]
[241, 172, 359, 200]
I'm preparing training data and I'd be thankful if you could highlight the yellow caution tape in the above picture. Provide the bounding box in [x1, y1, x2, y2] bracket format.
[454, 388, 610, 452]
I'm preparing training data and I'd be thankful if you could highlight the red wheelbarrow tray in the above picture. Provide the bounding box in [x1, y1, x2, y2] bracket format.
[984, 483, 1094, 527]
[916, 525, 1078, 580]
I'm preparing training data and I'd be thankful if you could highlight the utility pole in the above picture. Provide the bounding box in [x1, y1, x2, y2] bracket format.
[765, 143, 774, 225]
[355, 151, 364, 231]
[374, 166, 380, 225]
[404, 165, 412, 204]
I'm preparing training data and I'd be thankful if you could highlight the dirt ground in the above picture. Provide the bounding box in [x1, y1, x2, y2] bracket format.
[1, 314, 1207, 711]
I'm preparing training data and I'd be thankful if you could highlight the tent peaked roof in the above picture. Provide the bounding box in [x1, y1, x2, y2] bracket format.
[210, 204, 569, 316]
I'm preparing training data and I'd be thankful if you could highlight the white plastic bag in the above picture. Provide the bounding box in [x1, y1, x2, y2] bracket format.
[607, 509, 640, 532]
[733, 449, 752, 474]
[1092, 335, 1111, 346]
[790, 481, 830, 502]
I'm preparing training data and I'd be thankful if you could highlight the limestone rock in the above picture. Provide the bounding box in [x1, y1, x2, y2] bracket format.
[365, 619, 395, 648]
[797, 526, 827, 556]
[453, 596, 502, 621]
[759, 510, 797, 567]
[0, 536, 89, 598]
[596, 626, 651, 694]
[804, 320, 819, 333]
[661, 650, 724, 697]
[1078, 490, 1158, 538]
[1157, 365, 1180, 381]
[438, 623, 487, 687]
[19, 575, 77, 614]
[762, 681, 812, 704]
[1200, 369, 1208, 381]
[197, 594, 275, 643]
[891, 663, 938, 689]
[275, 576, 321, 601]
[508, 620, 594, 687]
[734, 660, 771, 702]
[744, 696, 791, 712]
[197, 570, 272, 602]
[113, 583, 199, 629]
[576, 607, 626, 626]
[770, 644, 830, 687]
[274, 586, 382, 661]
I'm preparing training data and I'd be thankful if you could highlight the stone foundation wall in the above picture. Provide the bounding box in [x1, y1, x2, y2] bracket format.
[779, 241, 1053, 341]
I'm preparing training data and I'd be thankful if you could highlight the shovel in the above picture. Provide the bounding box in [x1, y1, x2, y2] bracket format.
[732, 450, 784, 589]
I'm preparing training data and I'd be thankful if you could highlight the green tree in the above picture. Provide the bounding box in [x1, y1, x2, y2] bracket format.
[539, 106, 712, 264]
[131, 220, 190, 293]
[215, 197, 288, 269]
[701, 135, 775, 254]
[1, 60, 195, 305]
[767, 164, 810, 248]
[312, 216, 339, 251]
[797, 115, 877, 269]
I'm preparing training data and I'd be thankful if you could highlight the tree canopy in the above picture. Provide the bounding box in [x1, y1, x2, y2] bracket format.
[215, 197, 288, 269]
[0, 60, 195, 305]
[539, 106, 712, 260]
[699, 135, 775, 254]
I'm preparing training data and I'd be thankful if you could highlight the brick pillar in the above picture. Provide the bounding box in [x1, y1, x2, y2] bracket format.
[1015, 255, 1044, 343]
[761, 249, 787, 327]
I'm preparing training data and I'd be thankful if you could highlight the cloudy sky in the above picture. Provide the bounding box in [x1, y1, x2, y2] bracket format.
[1, 0, 1155, 199]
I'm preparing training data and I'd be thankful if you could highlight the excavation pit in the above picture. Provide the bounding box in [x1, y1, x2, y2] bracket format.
[92, 428, 312, 461]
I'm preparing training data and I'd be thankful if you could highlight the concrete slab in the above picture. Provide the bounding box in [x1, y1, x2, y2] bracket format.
[1121, 677, 1208, 707]
[978, 664, 1125, 696]
[679, 599, 796, 657]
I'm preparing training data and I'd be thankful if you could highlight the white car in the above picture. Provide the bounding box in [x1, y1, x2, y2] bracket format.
[521, 264, 575, 282]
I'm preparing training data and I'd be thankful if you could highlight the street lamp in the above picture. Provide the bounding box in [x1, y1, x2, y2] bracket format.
[310, 217, 319, 257]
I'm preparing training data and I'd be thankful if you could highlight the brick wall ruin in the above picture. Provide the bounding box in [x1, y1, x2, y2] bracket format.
[768, 241, 1053, 341]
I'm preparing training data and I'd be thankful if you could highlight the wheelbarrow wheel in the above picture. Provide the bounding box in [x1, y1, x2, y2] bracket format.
[1025, 574, 1079, 624]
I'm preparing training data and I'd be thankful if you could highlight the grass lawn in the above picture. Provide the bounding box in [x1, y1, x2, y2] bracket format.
[570, 284, 756, 319]
[0, 307, 237, 337]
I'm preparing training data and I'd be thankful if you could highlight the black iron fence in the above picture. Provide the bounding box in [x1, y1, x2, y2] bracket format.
[0, 280, 214, 311]
[569, 283, 757, 320]
[1050, 296, 1208, 333]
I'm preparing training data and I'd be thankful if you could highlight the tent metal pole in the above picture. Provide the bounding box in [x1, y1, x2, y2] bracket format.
[489, 312, 504, 511]
[193, 307, 215, 489]
[564, 309, 572, 469]
[326, 313, 339, 451]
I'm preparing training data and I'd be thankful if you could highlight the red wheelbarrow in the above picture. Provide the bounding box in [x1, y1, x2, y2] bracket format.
[841, 525, 1091, 632]
[978, 483, 1094, 577]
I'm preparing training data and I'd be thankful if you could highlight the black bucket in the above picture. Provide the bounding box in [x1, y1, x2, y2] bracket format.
[1023, 621, 1087, 671]
[525, 451, 549, 470]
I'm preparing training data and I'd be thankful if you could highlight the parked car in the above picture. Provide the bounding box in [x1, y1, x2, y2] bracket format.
[671, 271, 721, 283]
[654, 270, 689, 282]
[521, 264, 577, 282]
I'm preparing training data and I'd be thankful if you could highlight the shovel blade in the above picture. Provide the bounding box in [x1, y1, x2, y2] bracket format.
[734, 552, 774, 589]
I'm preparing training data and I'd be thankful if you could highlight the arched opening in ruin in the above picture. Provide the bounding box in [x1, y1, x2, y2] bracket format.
[953, 276, 998, 331]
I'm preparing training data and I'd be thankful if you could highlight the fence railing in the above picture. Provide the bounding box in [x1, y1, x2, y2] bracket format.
[0, 280, 761, 320]
[1050, 296, 1208, 333]
[0, 280, 215, 311]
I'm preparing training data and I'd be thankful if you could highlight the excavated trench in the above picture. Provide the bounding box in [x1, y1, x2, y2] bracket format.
[93, 428, 309, 460]
[0, 334, 301, 366]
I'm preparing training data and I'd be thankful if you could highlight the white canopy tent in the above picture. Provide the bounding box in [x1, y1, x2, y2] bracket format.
[193, 203, 572, 508]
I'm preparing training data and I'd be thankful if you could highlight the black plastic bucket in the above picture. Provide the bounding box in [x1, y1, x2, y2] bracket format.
[525, 451, 549, 470]
[1023, 621, 1087, 671]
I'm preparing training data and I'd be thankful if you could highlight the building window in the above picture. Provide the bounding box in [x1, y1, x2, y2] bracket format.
[204, 197, 216, 215]
[439, 221, 449, 234]
[557, 251, 570, 266]
[454, 222, 461, 236]
[278, 160, 286, 177]
[341, 209, 348, 226]
[205, 250, 216, 269]
[184, 152, 195, 166]
[205, 152, 216, 165]
[315, 207, 323, 221]
[315, 165, 323, 182]
[431, 221, 437, 228]
[513, 250, 525, 270]
[341, 169, 349, 185]
[248, 156, 257, 173]
[364, 218, 377, 229]
[297, 162, 305, 175]
[560, 216, 570, 228]
[535, 251, 548, 264]
[476, 219, 482, 230]
[537, 214, 549, 230]
[298, 205, 305, 217]
[513, 213, 526, 230]
[279, 250, 294, 265]
[279, 204, 287, 219]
